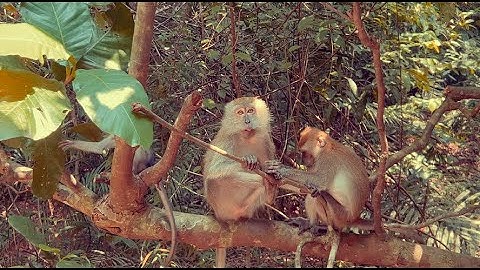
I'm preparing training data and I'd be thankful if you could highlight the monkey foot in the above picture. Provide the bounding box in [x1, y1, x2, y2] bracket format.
[287, 217, 327, 235]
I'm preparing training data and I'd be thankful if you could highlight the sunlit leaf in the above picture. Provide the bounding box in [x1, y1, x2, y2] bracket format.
[298, 15, 315, 32]
[0, 23, 70, 63]
[345, 77, 358, 97]
[72, 69, 153, 149]
[20, 2, 95, 60]
[0, 69, 71, 141]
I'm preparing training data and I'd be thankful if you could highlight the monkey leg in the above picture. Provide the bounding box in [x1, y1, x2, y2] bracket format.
[326, 228, 340, 268]
[215, 247, 226, 268]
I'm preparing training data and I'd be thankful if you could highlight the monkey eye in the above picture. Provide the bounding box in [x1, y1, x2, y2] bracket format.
[247, 108, 255, 114]
[236, 108, 245, 115]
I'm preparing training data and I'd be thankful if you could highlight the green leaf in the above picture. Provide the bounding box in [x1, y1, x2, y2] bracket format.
[37, 244, 61, 254]
[202, 98, 216, 110]
[288, 45, 301, 53]
[236, 52, 252, 62]
[206, 49, 220, 60]
[56, 254, 93, 268]
[32, 128, 65, 200]
[0, 23, 70, 63]
[72, 69, 153, 149]
[221, 52, 233, 66]
[345, 77, 358, 97]
[20, 2, 95, 61]
[8, 214, 46, 246]
[0, 69, 72, 141]
[77, 3, 133, 71]
[297, 15, 316, 32]
[0, 55, 28, 71]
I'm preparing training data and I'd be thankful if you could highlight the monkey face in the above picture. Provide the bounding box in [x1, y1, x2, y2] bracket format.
[298, 126, 329, 167]
[222, 97, 271, 136]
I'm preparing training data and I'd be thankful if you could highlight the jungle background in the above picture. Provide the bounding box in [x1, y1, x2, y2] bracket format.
[0, 2, 479, 268]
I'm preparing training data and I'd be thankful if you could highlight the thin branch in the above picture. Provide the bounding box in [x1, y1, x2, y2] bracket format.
[320, 2, 352, 22]
[138, 91, 203, 186]
[352, 2, 388, 235]
[229, 2, 241, 97]
[386, 205, 480, 230]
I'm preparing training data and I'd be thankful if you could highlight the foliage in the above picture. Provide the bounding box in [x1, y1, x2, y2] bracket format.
[0, 2, 152, 198]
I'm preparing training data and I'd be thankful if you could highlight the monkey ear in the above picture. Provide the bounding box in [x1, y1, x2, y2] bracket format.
[317, 137, 326, 147]
[300, 125, 311, 133]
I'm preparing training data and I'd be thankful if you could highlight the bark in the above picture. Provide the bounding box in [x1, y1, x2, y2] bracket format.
[108, 2, 157, 212]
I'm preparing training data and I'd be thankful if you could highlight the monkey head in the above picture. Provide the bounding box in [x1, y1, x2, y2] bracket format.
[221, 96, 271, 138]
[298, 126, 331, 167]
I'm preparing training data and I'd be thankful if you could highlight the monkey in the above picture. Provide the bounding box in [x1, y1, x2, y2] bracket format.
[266, 126, 371, 268]
[202, 96, 277, 268]
[58, 134, 155, 174]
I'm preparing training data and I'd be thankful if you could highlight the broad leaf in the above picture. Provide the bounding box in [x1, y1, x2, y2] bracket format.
[298, 15, 316, 32]
[56, 254, 93, 268]
[72, 69, 153, 149]
[0, 69, 71, 141]
[0, 23, 70, 63]
[77, 3, 133, 71]
[20, 2, 95, 61]
[0, 55, 28, 71]
[8, 215, 46, 246]
[32, 128, 65, 199]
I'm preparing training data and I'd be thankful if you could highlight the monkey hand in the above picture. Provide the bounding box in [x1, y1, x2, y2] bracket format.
[58, 140, 74, 151]
[305, 180, 323, 197]
[265, 159, 289, 180]
[241, 154, 259, 171]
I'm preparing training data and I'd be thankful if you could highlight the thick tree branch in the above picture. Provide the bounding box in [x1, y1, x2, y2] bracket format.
[109, 2, 157, 212]
[2, 137, 480, 268]
[352, 2, 388, 234]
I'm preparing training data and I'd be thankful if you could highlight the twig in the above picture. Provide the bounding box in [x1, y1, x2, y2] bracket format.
[386, 205, 480, 230]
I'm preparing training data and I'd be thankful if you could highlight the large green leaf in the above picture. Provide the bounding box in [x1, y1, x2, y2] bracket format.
[72, 69, 153, 149]
[19, 2, 95, 61]
[8, 214, 60, 253]
[32, 128, 65, 200]
[77, 3, 133, 71]
[0, 23, 70, 63]
[0, 69, 72, 141]
[8, 214, 46, 246]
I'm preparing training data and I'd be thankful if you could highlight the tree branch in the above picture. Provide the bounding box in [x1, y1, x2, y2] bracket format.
[229, 2, 241, 97]
[109, 2, 157, 212]
[139, 91, 203, 186]
[352, 2, 388, 234]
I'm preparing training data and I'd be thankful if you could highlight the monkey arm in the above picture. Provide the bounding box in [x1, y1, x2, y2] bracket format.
[58, 134, 115, 155]
[265, 160, 329, 192]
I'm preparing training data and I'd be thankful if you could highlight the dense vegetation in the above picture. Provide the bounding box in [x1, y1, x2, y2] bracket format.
[0, 2, 479, 267]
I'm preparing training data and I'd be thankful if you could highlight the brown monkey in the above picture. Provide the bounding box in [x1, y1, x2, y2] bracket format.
[266, 126, 371, 267]
[59, 134, 154, 174]
[202, 96, 277, 268]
